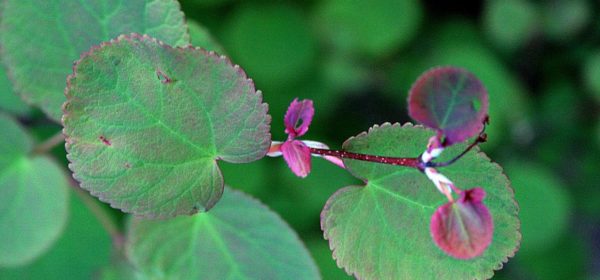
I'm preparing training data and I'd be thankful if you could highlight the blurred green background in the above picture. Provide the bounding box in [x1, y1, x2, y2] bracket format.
[1, 0, 600, 279]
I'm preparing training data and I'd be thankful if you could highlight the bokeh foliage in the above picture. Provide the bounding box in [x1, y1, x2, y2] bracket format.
[1, 0, 599, 279]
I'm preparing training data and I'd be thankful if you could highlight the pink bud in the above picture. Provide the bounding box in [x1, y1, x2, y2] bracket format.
[284, 98, 314, 139]
[430, 187, 493, 259]
[281, 140, 312, 178]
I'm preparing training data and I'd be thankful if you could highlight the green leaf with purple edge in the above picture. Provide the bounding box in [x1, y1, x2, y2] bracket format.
[321, 123, 519, 280]
[63, 34, 271, 218]
[0, 0, 189, 122]
[126, 187, 320, 279]
[408, 67, 489, 144]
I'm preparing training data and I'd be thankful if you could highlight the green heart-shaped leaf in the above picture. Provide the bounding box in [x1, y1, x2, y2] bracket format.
[126, 187, 320, 279]
[313, 0, 423, 56]
[321, 123, 520, 279]
[63, 34, 271, 218]
[0, 114, 69, 267]
[0, 0, 189, 122]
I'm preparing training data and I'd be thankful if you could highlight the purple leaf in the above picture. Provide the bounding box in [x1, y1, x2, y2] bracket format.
[408, 67, 489, 144]
[430, 187, 493, 259]
[281, 140, 312, 177]
[284, 98, 314, 139]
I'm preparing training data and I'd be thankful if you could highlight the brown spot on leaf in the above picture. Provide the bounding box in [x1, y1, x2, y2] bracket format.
[99, 136, 111, 146]
[124, 163, 131, 169]
[156, 69, 172, 84]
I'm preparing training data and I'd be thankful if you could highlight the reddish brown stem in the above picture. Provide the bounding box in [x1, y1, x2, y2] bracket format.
[309, 148, 422, 169]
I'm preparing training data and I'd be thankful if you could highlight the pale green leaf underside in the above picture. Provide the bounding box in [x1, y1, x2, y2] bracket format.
[0, 114, 69, 267]
[322, 123, 520, 280]
[63, 34, 271, 218]
[0, 0, 189, 121]
[127, 187, 320, 280]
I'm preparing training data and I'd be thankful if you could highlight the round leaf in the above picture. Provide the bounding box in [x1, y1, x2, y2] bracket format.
[314, 0, 423, 56]
[583, 50, 600, 102]
[221, 4, 317, 89]
[0, 0, 190, 122]
[408, 67, 489, 144]
[321, 123, 519, 280]
[541, 0, 591, 42]
[0, 64, 30, 116]
[126, 187, 320, 279]
[0, 114, 69, 267]
[483, 0, 539, 52]
[63, 34, 271, 218]
[0, 191, 111, 279]
[503, 161, 572, 255]
[431, 188, 493, 259]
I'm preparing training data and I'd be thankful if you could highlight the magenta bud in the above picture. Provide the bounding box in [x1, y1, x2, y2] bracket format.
[284, 98, 314, 139]
[281, 140, 312, 178]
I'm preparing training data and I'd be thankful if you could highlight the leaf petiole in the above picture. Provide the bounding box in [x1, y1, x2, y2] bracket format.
[426, 132, 487, 168]
[308, 147, 422, 169]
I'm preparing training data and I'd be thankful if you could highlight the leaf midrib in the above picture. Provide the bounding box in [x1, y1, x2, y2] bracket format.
[201, 217, 245, 279]
[368, 184, 434, 210]
[118, 70, 216, 159]
[439, 74, 467, 128]
[367, 169, 437, 210]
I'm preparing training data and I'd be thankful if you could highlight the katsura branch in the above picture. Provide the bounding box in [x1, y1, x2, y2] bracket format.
[308, 147, 422, 169]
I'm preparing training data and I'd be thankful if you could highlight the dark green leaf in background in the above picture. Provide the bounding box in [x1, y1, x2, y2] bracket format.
[0, 0, 190, 121]
[63, 34, 271, 218]
[313, 0, 422, 57]
[187, 18, 225, 54]
[221, 4, 317, 90]
[583, 50, 600, 102]
[483, 0, 539, 52]
[0, 114, 69, 267]
[126, 188, 320, 280]
[0, 65, 30, 116]
[306, 239, 353, 280]
[0, 190, 111, 279]
[269, 158, 361, 233]
[541, 0, 591, 42]
[503, 161, 572, 255]
[512, 234, 588, 280]
[321, 123, 519, 279]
